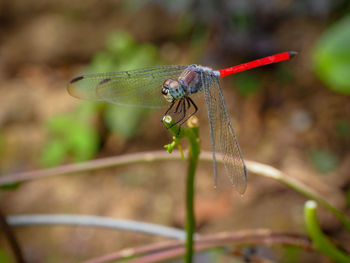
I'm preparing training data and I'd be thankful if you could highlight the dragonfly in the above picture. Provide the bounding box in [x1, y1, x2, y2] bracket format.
[68, 51, 296, 194]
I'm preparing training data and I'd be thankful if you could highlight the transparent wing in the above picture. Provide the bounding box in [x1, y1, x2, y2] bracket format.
[67, 65, 188, 108]
[202, 72, 248, 194]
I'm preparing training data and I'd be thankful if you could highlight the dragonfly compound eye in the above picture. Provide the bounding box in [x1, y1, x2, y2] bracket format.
[161, 85, 169, 95]
[162, 79, 179, 102]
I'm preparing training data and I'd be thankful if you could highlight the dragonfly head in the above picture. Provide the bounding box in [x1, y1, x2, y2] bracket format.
[162, 79, 184, 102]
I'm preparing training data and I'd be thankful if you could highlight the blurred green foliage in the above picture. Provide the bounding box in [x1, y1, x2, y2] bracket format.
[233, 72, 261, 96]
[276, 65, 294, 83]
[175, 14, 195, 39]
[40, 103, 100, 167]
[310, 149, 339, 174]
[335, 120, 350, 139]
[41, 31, 164, 166]
[0, 250, 10, 263]
[0, 250, 12, 263]
[283, 246, 300, 263]
[0, 182, 21, 190]
[313, 14, 350, 95]
[175, 18, 209, 61]
[230, 8, 254, 31]
[88, 31, 162, 138]
[346, 189, 350, 208]
[189, 24, 210, 60]
[88, 31, 161, 73]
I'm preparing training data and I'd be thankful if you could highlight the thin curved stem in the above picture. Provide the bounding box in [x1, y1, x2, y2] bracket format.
[1, 151, 349, 232]
[0, 151, 179, 185]
[82, 229, 312, 263]
[7, 214, 186, 240]
[245, 161, 350, 232]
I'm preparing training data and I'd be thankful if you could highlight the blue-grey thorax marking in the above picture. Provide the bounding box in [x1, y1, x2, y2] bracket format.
[168, 84, 185, 100]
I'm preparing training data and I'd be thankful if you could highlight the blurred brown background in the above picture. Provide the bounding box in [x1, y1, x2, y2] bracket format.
[0, 0, 350, 262]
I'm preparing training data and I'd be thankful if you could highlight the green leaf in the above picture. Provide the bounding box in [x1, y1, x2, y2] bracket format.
[41, 113, 99, 167]
[40, 139, 68, 167]
[310, 149, 339, 174]
[106, 31, 135, 55]
[104, 105, 149, 138]
[68, 121, 99, 162]
[313, 15, 350, 95]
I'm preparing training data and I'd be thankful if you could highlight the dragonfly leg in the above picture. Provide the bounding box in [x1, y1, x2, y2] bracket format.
[175, 99, 187, 124]
[188, 97, 198, 114]
[162, 100, 178, 122]
[186, 97, 191, 109]
[162, 100, 176, 118]
[177, 97, 198, 127]
[170, 100, 183, 116]
[169, 99, 187, 129]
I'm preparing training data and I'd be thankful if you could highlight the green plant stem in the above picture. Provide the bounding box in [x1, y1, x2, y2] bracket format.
[304, 200, 350, 262]
[185, 158, 196, 263]
[162, 116, 200, 263]
[185, 124, 200, 263]
[247, 161, 350, 233]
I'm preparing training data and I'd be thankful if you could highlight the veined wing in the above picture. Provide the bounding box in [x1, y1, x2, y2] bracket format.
[67, 65, 188, 108]
[202, 72, 248, 194]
